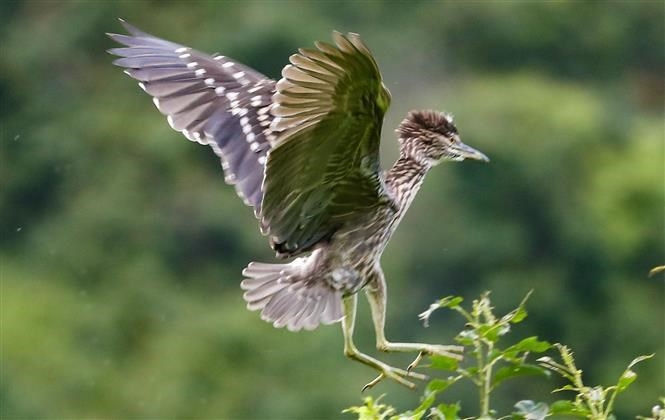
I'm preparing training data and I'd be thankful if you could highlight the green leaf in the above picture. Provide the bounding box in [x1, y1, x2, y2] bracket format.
[509, 306, 528, 324]
[616, 370, 637, 392]
[548, 400, 589, 417]
[435, 402, 461, 420]
[426, 378, 456, 394]
[429, 354, 460, 371]
[513, 400, 548, 420]
[407, 389, 437, 419]
[492, 364, 550, 387]
[459, 366, 479, 378]
[342, 395, 396, 419]
[613, 354, 653, 394]
[419, 296, 464, 327]
[478, 324, 505, 342]
[627, 353, 655, 370]
[504, 291, 532, 325]
[440, 296, 464, 309]
[504, 337, 551, 355]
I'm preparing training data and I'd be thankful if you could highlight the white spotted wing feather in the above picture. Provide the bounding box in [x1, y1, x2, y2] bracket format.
[108, 20, 278, 211]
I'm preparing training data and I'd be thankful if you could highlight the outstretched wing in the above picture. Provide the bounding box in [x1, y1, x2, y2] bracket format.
[107, 20, 278, 211]
[261, 32, 392, 256]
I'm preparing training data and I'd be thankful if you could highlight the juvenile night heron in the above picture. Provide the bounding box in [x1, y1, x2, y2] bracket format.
[108, 20, 489, 390]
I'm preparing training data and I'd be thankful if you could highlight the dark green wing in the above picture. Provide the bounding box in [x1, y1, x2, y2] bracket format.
[260, 31, 392, 256]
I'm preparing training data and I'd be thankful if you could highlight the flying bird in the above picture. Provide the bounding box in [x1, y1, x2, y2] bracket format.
[108, 20, 489, 390]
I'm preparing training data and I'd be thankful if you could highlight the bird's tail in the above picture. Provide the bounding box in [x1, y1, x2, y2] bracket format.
[240, 257, 344, 331]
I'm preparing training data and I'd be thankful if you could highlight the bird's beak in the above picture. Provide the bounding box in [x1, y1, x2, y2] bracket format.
[453, 140, 490, 162]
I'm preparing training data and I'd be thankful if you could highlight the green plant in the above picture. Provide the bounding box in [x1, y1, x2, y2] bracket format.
[537, 345, 654, 419]
[344, 395, 397, 420]
[344, 292, 657, 419]
[419, 291, 551, 418]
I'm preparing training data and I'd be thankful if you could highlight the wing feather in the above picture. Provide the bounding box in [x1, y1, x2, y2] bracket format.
[261, 32, 392, 256]
[108, 19, 279, 211]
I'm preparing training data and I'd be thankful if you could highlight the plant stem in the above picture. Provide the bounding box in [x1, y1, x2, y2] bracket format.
[479, 340, 493, 417]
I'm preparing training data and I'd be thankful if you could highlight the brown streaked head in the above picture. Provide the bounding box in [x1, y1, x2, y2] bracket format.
[396, 110, 489, 165]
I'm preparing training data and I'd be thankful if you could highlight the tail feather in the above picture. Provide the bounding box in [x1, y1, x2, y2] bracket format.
[240, 259, 344, 331]
[288, 299, 317, 330]
[243, 276, 287, 302]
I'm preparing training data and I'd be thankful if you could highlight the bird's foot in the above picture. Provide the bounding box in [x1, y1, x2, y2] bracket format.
[362, 360, 428, 392]
[345, 346, 428, 391]
[378, 342, 465, 372]
[420, 343, 465, 360]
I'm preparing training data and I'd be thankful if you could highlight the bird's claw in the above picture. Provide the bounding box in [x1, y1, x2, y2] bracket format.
[407, 351, 425, 373]
[362, 363, 428, 392]
[406, 345, 465, 372]
[362, 373, 385, 392]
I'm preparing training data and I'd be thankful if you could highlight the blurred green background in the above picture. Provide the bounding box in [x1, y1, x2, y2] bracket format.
[1, 1, 663, 418]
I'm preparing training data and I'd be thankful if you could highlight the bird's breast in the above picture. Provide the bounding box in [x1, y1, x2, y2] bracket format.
[314, 204, 400, 293]
[330, 204, 400, 261]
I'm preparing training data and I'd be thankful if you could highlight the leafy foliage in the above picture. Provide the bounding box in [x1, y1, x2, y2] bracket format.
[344, 395, 397, 420]
[419, 292, 551, 417]
[538, 345, 654, 419]
[345, 293, 657, 419]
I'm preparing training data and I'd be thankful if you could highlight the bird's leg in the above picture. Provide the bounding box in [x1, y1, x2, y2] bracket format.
[341, 294, 427, 391]
[365, 270, 464, 371]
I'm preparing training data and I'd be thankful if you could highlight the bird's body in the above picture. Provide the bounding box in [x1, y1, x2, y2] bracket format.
[108, 21, 488, 389]
[243, 152, 431, 330]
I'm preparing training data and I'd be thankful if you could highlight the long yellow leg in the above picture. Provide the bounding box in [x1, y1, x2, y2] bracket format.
[341, 294, 427, 391]
[364, 269, 464, 369]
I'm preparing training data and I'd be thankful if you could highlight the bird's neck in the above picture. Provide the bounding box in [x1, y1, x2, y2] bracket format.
[386, 154, 432, 215]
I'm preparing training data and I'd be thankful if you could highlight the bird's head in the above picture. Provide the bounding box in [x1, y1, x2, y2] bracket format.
[396, 110, 489, 166]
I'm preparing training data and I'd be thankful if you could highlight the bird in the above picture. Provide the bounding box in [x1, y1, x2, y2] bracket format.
[108, 20, 489, 390]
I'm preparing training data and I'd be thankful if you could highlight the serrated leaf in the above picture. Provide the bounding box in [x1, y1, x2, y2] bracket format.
[492, 364, 550, 387]
[548, 400, 589, 417]
[429, 355, 459, 371]
[514, 400, 548, 420]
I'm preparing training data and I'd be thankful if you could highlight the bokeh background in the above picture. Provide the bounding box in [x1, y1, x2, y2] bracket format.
[1, 1, 663, 418]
